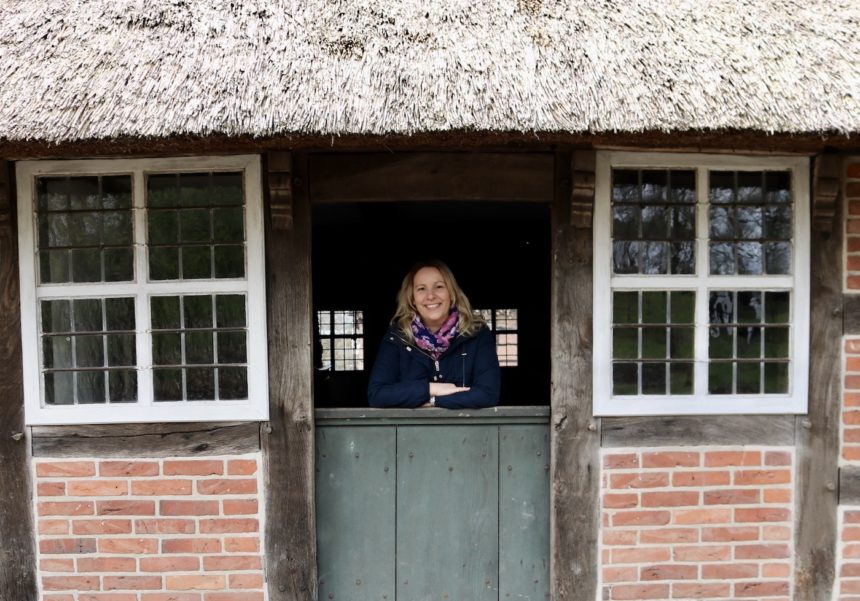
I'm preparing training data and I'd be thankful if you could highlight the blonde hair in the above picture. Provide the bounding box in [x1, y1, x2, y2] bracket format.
[393, 260, 484, 342]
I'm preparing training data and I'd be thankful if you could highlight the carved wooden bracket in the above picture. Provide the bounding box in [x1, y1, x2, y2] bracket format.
[813, 154, 841, 233]
[267, 151, 293, 231]
[570, 150, 596, 228]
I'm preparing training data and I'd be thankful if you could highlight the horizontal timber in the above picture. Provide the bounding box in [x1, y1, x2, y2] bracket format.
[315, 406, 550, 427]
[601, 415, 796, 447]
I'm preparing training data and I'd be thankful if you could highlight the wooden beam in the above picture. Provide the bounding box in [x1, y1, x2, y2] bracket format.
[0, 161, 37, 600]
[812, 155, 841, 233]
[263, 151, 317, 601]
[602, 415, 796, 447]
[840, 466, 860, 505]
[308, 152, 554, 203]
[549, 151, 599, 601]
[31, 422, 260, 458]
[794, 155, 841, 601]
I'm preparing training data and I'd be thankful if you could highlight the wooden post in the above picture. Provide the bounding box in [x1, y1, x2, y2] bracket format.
[263, 152, 317, 600]
[550, 151, 600, 600]
[794, 155, 842, 600]
[0, 161, 38, 600]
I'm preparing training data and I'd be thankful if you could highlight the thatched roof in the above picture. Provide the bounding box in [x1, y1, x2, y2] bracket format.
[0, 0, 858, 144]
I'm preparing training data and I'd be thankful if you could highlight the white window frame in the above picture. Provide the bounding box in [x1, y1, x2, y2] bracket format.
[593, 152, 810, 416]
[17, 155, 269, 425]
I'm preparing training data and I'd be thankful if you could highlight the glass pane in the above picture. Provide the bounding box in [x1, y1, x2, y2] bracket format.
[736, 242, 762, 275]
[670, 363, 694, 394]
[641, 206, 668, 239]
[38, 177, 70, 211]
[765, 172, 791, 203]
[613, 292, 638, 325]
[216, 295, 247, 328]
[179, 173, 210, 207]
[43, 336, 73, 369]
[613, 328, 638, 359]
[670, 292, 695, 324]
[105, 298, 135, 331]
[68, 177, 100, 210]
[642, 363, 666, 394]
[612, 170, 639, 203]
[219, 367, 248, 399]
[185, 332, 214, 364]
[40, 250, 70, 283]
[77, 371, 106, 404]
[737, 172, 763, 203]
[709, 327, 734, 359]
[736, 206, 762, 239]
[214, 245, 245, 278]
[709, 242, 735, 275]
[179, 209, 210, 243]
[69, 212, 100, 246]
[765, 292, 790, 323]
[641, 327, 666, 359]
[612, 363, 638, 395]
[709, 362, 733, 394]
[671, 206, 695, 239]
[211, 173, 244, 205]
[764, 363, 789, 393]
[641, 171, 667, 203]
[612, 206, 639, 239]
[74, 299, 103, 332]
[709, 172, 735, 203]
[641, 291, 666, 323]
[670, 170, 695, 203]
[104, 248, 134, 282]
[107, 334, 136, 366]
[108, 370, 137, 403]
[764, 327, 790, 358]
[153, 368, 182, 401]
[149, 247, 180, 280]
[765, 242, 791, 275]
[186, 368, 215, 400]
[151, 296, 181, 329]
[182, 246, 211, 279]
[737, 362, 761, 394]
[709, 207, 734, 239]
[148, 174, 180, 208]
[40, 213, 72, 247]
[71, 248, 102, 282]
[75, 335, 104, 367]
[41, 300, 71, 333]
[736, 327, 762, 359]
[764, 206, 792, 239]
[101, 211, 132, 245]
[184, 296, 213, 328]
[217, 331, 247, 364]
[152, 333, 182, 365]
[45, 372, 74, 405]
[669, 327, 694, 359]
[613, 241, 639, 274]
[213, 208, 244, 242]
[102, 176, 132, 209]
[148, 211, 179, 244]
[641, 242, 667, 274]
[737, 292, 763, 323]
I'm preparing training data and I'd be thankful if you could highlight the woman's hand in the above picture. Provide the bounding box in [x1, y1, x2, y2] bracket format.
[429, 382, 470, 397]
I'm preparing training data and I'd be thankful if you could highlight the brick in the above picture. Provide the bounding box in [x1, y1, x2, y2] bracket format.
[845, 447, 860, 461]
[197, 479, 257, 495]
[163, 460, 223, 476]
[97, 500, 156, 516]
[43, 595, 76, 601]
[228, 459, 258, 475]
[764, 488, 791, 503]
[73, 520, 132, 535]
[849, 182, 860, 197]
[612, 547, 671, 564]
[849, 379, 860, 393]
[229, 574, 265, 589]
[672, 471, 730, 487]
[140, 595, 201, 601]
[37, 461, 96, 478]
[735, 543, 790, 559]
[607, 584, 670, 600]
[639, 528, 697, 544]
[641, 491, 699, 507]
[672, 545, 731, 562]
[223, 499, 259, 515]
[224, 537, 260, 553]
[79, 596, 138, 601]
[603, 530, 638, 546]
[703, 489, 760, 505]
[39, 501, 94, 516]
[671, 582, 731, 598]
[68, 480, 128, 496]
[136, 519, 196, 534]
[762, 562, 791, 577]
[673, 508, 731, 525]
[847, 511, 860, 524]
[40, 538, 97, 554]
[603, 453, 639, 469]
[40, 558, 75, 572]
[612, 510, 671, 527]
[77, 556, 137, 572]
[701, 563, 758, 579]
[642, 452, 699, 468]
[849, 276, 860, 290]
[140, 556, 201, 572]
[98, 538, 158, 554]
[734, 469, 791, 486]
[42, 576, 100, 591]
[603, 493, 638, 509]
[701, 526, 759, 542]
[846, 428, 860, 441]
[846, 393, 860, 407]
[850, 220, 860, 235]
[204, 594, 265, 601]
[848, 163, 860, 178]
[203, 555, 262, 571]
[849, 357, 860, 372]
[844, 580, 860, 594]
[704, 450, 760, 467]
[735, 507, 791, 522]
[846, 527, 860, 541]
[640, 564, 697, 580]
[848, 339, 860, 354]
[845, 544, 860, 558]
[200, 518, 259, 533]
[849, 237, 860, 253]
[165, 575, 226, 590]
[842, 563, 860, 577]
[163, 538, 222, 554]
[100, 461, 160, 477]
[763, 525, 792, 541]
[609, 473, 669, 489]
[850, 255, 860, 270]
[39, 482, 66, 496]
[132, 479, 193, 495]
[603, 566, 637, 583]
[104, 576, 163, 590]
[160, 500, 219, 516]
[734, 581, 790, 597]
[40, 519, 70, 535]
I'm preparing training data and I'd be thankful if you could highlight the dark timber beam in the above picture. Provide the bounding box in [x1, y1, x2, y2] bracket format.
[263, 152, 317, 601]
[550, 150, 599, 601]
[0, 161, 37, 600]
[602, 415, 796, 447]
[794, 155, 842, 600]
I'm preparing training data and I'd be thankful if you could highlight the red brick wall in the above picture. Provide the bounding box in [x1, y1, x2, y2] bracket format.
[601, 448, 793, 601]
[34, 455, 265, 601]
[837, 508, 860, 600]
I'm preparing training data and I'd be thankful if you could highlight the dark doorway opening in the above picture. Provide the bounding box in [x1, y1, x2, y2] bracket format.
[312, 202, 550, 407]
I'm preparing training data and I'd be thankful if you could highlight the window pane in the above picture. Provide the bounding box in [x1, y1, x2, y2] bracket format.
[219, 367, 248, 399]
[153, 368, 183, 401]
[109, 370, 137, 403]
[186, 368, 215, 400]
[45, 372, 74, 405]
[612, 363, 638, 395]
[77, 371, 106, 404]
[217, 295, 247, 328]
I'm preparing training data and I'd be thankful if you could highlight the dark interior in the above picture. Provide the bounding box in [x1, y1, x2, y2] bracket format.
[311, 201, 550, 407]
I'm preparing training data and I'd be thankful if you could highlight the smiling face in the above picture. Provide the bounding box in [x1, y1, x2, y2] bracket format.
[412, 266, 452, 332]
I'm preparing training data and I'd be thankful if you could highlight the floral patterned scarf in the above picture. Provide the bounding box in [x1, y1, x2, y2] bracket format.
[412, 307, 459, 359]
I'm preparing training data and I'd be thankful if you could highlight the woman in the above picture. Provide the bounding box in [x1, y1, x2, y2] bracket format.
[368, 260, 500, 409]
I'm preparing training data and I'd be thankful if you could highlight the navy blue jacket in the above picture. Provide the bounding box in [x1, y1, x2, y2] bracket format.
[367, 325, 501, 409]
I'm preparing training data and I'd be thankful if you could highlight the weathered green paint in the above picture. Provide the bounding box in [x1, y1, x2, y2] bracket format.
[316, 426, 396, 601]
[315, 411, 549, 601]
[499, 426, 550, 600]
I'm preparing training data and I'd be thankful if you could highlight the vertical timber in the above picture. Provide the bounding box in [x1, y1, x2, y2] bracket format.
[794, 155, 842, 600]
[0, 161, 37, 600]
[550, 151, 599, 600]
[263, 152, 317, 601]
